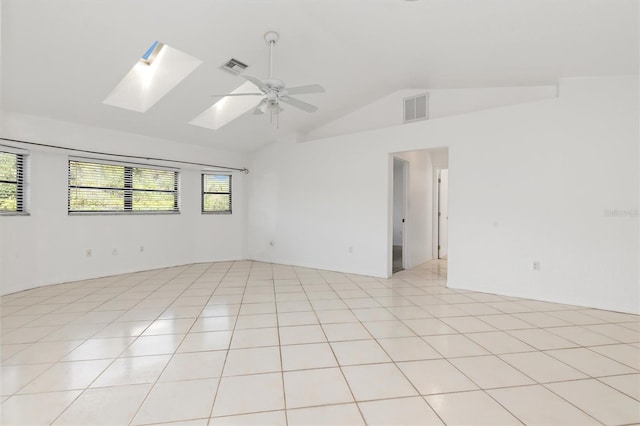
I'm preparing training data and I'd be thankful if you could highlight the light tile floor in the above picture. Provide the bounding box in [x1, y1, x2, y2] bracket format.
[1, 260, 639, 425]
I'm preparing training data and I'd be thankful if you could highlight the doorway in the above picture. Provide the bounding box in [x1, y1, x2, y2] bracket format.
[437, 169, 449, 259]
[388, 148, 448, 277]
[392, 158, 408, 273]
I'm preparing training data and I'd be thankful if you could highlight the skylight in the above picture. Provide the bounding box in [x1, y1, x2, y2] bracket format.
[189, 81, 263, 130]
[103, 41, 202, 113]
[141, 40, 163, 64]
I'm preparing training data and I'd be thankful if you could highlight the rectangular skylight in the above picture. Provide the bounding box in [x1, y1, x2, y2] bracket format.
[103, 42, 202, 113]
[141, 40, 163, 64]
[189, 81, 262, 130]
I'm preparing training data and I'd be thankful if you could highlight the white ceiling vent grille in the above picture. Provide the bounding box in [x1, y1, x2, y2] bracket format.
[221, 58, 248, 75]
[403, 93, 429, 123]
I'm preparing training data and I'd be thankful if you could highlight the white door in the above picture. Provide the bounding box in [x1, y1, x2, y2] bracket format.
[393, 158, 407, 272]
[438, 169, 449, 259]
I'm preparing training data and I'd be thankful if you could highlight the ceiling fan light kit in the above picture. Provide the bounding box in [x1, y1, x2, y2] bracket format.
[211, 31, 325, 128]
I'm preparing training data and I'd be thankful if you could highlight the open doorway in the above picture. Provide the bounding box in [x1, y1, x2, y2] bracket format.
[392, 158, 408, 273]
[437, 169, 449, 259]
[389, 148, 448, 277]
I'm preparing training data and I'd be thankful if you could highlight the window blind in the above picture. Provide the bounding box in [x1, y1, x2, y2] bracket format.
[202, 174, 231, 214]
[0, 151, 26, 213]
[68, 160, 179, 213]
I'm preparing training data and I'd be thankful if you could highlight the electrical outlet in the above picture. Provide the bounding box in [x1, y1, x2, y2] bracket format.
[86, 249, 92, 257]
[531, 260, 541, 272]
[112, 249, 118, 256]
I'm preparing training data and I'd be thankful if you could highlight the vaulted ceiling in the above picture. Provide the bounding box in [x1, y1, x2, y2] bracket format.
[1, 0, 637, 151]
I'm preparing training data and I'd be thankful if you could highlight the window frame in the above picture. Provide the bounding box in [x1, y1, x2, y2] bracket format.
[201, 173, 232, 215]
[0, 150, 28, 216]
[67, 159, 180, 215]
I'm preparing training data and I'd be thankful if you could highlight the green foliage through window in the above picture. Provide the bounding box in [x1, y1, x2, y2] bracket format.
[0, 152, 25, 213]
[68, 160, 178, 213]
[202, 174, 231, 214]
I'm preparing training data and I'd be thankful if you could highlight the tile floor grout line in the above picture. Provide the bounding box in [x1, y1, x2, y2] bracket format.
[420, 321, 566, 425]
[119, 263, 221, 426]
[1, 269, 171, 403]
[538, 347, 639, 382]
[158, 261, 230, 426]
[331, 262, 633, 425]
[272, 262, 290, 426]
[35, 264, 208, 425]
[539, 380, 613, 425]
[593, 374, 640, 403]
[294, 265, 369, 425]
[206, 260, 257, 423]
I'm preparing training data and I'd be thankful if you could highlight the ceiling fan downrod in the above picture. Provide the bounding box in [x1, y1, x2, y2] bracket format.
[264, 31, 279, 79]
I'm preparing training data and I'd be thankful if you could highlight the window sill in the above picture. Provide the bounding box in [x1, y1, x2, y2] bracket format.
[68, 211, 180, 216]
[0, 212, 30, 217]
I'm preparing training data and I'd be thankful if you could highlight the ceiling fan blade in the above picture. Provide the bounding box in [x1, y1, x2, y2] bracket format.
[285, 84, 325, 95]
[242, 75, 268, 92]
[210, 93, 263, 97]
[253, 99, 266, 115]
[279, 96, 318, 113]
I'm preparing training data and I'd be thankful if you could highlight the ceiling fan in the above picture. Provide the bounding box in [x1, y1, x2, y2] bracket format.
[211, 31, 324, 124]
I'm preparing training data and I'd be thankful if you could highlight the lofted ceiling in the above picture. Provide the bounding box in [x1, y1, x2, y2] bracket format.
[1, 0, 638, 152]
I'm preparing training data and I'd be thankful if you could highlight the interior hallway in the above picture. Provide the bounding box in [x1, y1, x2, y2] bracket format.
[1, 259, 639, 425]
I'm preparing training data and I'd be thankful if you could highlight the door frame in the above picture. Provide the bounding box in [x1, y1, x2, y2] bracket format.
[435, 168, 448, 259]
[390, 156, 409, 275]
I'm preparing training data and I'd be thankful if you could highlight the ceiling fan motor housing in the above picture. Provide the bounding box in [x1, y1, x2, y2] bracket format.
[263, 78, 285, 92]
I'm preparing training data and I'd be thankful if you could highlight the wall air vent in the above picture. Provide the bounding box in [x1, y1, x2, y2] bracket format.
[221, 58, 249, 75]
[403, 93, 429, 123]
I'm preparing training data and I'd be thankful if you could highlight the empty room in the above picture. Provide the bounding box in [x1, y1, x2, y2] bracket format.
[1, 1, 639, 425]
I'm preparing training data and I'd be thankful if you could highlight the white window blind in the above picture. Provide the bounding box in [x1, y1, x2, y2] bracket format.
[0, 151, 26, 214]
[202, 174, 231, 214]
[68, 160, 179, 213]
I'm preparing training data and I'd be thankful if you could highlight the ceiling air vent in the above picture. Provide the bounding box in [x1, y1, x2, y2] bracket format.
[221, 58, 248, 75]
[403, 93, 429, 123]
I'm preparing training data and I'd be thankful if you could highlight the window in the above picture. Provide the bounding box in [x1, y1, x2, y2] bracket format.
[202, 174, 231, 214]
[68, 160, 179, 214]
[0, 151, 26, 214]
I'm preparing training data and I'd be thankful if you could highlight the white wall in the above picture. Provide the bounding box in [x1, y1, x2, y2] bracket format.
[303, 86, 558, 142]
[246, 133, 389, 276]
[0, 1, 3, 104]
[0, 112, 248, 295]
[248, 76, 639, 314]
